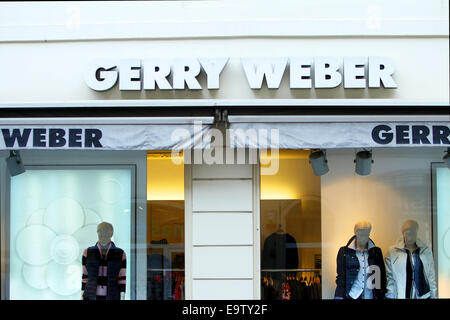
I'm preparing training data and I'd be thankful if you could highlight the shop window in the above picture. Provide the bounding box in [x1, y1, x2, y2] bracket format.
[432, 164, 450, 298]
[147, 151, 185, 300]
[259, 148, 449, 300]
[260, 150, 322, 300]
[319, 148, 445, 300]
[9, 167, 132, 300]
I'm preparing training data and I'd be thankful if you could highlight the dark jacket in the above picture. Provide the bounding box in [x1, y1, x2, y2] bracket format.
[147, 253, 172, 300]
[262, 232, 299, 269]
[335, 236, 386, 299]
[83, 242, 124, 300]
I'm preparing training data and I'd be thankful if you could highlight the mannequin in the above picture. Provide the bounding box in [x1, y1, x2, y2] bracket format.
[334, 221, 386, 299]
[385, 220, 437, 299]
[81, 222, 126, 300]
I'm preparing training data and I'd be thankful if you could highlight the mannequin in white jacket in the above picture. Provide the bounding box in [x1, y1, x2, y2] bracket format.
[385, 220, 437, 299]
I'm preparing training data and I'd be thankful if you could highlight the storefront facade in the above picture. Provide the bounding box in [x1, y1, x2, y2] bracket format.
[0, 1, 449, 300]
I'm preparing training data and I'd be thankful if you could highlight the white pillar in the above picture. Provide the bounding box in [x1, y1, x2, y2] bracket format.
[185, 149, 260, 299]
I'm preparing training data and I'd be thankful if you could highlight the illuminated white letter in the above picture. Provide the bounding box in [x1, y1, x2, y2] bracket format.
[314, 57, 342, 88]
[369, 57, 397, 88]
[290, 57, 313, 89]
[119, 59, 141, 90]
[344, 57, 367, 88]
[143, 59, 172, 90]
[173, 59, 202, 90]
[242, 58, 287, 89]
[199, 58, 229, 89]
[84, 59, 118, 91]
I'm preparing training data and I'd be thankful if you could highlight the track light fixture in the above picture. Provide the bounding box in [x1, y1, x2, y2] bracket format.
[354, 149, 373, 176]
[444, 148, 450, 169]
[5, 150, 26, 177]
[309, 149, 329, 176]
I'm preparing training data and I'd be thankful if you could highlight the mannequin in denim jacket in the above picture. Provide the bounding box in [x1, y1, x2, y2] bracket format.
[335, 221, 386, 299]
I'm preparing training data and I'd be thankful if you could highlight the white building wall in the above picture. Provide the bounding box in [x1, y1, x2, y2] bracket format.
[0, 0, 448, 103]
[0, 38, 448, 102]
[0, 0, 448, 40]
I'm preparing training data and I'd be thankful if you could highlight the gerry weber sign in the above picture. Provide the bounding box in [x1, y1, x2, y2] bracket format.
[84, 57, 398, 92]
[1, 123, 448, 150]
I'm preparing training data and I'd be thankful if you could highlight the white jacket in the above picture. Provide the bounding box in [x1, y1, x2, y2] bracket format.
[385, 238, 437, 299]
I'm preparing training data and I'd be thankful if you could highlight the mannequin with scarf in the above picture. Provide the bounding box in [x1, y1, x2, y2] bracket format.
[334, 221, 386, 299]
[385, 220, 437, 299]
[81, 222, 127, 300]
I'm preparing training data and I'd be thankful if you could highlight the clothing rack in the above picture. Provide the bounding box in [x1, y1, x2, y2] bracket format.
[148, 268, 318, 272]
[261, 268, 322, 300]
[148, 268, 185, 272]
[261, 269, 321, 272]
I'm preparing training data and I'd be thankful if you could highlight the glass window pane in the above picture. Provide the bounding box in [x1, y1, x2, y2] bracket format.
[260, 150, 322, 300]
[435, 166, 450, 298]
[321, 148, 442, 300]
[147, 151, 185, 300]
[9, 168, 132, 300]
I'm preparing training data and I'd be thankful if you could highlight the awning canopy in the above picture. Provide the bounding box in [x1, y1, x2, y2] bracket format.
[0, 117, 214, 150]
[227, 116, 450, 149]
[0, 115, 448, 150]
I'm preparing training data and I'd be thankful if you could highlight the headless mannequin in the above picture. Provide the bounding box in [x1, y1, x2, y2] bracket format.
[81, 223, 126, 300]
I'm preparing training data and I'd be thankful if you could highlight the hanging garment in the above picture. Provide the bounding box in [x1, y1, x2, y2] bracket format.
[262, 232, 299, 271]
[172, 271, 184, 300]
[147, 253, 172, 300]
[281, 282, 291, 300]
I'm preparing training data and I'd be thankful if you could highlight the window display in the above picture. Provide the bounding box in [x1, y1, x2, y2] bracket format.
[9, 167, 132, 300]
[261, 147, 448, 300]
[260, 150, 322, 300]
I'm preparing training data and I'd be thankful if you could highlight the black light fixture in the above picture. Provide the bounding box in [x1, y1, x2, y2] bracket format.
[444, 148, 450, 169]
[354, 149, 373, 176]
[309, 149, 329, 176]
[5, 150, 26, 176]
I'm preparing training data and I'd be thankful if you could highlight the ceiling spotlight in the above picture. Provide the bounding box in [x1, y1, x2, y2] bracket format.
[354, 150, 373, 176]
[444, 148, 450, 169]
[5, 150, 26, 177]
[309, 149, 329, 176]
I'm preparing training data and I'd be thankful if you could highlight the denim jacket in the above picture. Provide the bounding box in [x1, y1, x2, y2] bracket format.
[335, 236, 387, 299]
